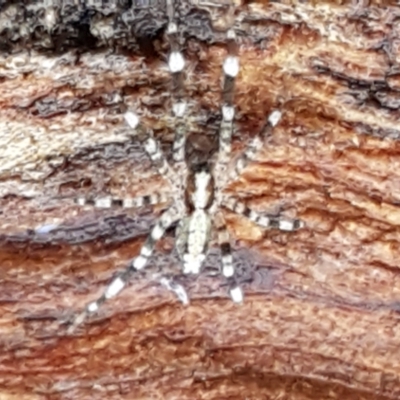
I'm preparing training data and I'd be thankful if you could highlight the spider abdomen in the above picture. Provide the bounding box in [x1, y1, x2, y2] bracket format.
[178, 210, 211, 275]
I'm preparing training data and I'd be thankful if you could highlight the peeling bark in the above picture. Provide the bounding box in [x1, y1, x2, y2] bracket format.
[2, 1, 400, 399]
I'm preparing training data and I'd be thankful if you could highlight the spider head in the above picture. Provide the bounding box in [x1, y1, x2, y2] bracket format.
[185, 131, 218, 168]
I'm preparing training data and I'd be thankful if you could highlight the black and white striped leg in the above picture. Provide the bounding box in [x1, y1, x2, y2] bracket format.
[215, 211, 243, 303]
[68, 205, 181, 332]
[74, 193, 169, 209]
[124, 112, 175, 179]
[124, 111, 186, 213]
[166, 1, 187, 164]
[216, 29, 239, 182]
[229, 109, 282, 183]
[219, 28, 239, 159]
[222, 197, 304, 232]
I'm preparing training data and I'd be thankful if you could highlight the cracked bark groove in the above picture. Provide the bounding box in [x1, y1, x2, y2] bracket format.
[1, 1, 400, 399]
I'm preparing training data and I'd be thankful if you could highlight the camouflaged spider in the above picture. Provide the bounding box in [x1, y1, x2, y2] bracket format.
[69, 0, 303, 330]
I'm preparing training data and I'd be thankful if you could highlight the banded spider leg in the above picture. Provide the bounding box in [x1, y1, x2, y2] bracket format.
[69, 205, 182, 332]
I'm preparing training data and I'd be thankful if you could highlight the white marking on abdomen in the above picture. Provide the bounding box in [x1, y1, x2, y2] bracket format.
[183, 210, 210, 274]
[192, 170, 211, 209]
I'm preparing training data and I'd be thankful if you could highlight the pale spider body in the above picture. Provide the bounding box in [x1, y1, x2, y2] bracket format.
[176, 163, 214, 275]
[69, 0, 303, 330]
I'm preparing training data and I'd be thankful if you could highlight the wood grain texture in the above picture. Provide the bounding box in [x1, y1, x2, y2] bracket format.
[1, 1, 400, 399]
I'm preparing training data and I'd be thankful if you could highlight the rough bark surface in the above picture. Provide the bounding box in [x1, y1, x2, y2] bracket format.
[1, 1, 400, 399]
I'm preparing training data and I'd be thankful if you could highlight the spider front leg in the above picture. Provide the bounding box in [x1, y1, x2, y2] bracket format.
[215, 28, 240, 191]
[68, 205, 181, 332]
[166, 0, 187, 164]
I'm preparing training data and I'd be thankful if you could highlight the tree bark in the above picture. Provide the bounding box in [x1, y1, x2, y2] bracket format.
[1, 1, 400, 399]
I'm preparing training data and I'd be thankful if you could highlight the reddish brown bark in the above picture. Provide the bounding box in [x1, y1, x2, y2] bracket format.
[1, 1, 400, 399]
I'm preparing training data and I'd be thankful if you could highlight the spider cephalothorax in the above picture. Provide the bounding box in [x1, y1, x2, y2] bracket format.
[69, 0, 303, 331]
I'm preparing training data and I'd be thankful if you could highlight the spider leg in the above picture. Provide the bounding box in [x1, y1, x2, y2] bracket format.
[228, 109, 282, 185]
[74, 193, 169, 209]
[124, 112, 174, 181]
[68, 205, 181, 332]
[222, 196, 304, 232]
[215, 211, 243, 303]
[214, 28, 240, 196]
[124, 111, 185, 210]
[166, 1, 187, 164]
[219, 28, 239, 162]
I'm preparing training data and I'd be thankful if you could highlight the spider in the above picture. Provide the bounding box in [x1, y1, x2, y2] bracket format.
[69, 1, 303, 331]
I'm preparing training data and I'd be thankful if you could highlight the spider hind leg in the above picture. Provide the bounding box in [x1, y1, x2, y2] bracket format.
[68, 205, 181, 332]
